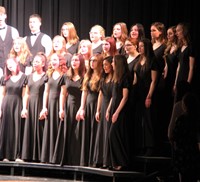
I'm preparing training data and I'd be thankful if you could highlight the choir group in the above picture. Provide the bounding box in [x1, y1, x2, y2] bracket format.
[0, 6, 199, 181]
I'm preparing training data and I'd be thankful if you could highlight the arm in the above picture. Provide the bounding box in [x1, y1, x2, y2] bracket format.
[106, 97, 112, 122]
[41, 35, 53, 57]
[59, 85, 66, 121]
[76, 90, 88, 121]
[95, 90, 103, 122]
[187, 56, 195, 83]
[145, 70, 157, 108]
[0, 86, 6, 118]
[112, 88, 129, 123]
[173, 62, 180, 93]
[39, 83, 49, 120]
[21, 85, 30, 118]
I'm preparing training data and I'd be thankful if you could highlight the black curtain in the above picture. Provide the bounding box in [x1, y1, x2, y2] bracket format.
[0, 0, 198, 41]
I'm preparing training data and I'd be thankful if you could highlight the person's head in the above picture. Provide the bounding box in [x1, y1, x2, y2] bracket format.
[124, 37, 138, 55]
[102, 56, 113, 76]
[78, 39, 92, 58]
[11, 37, 29, 54]
[89, 25, 105, 43]
[112, 54, 129, 82]
[150, 22, 166, 44]
[176, 22, 191, 46]
[89, 54, 103, 72]
[112, 22, 128, 42]
[182, 92, 199, 115]
[32, 52, 47, 72]
[129, 23, 145, 41]
[102, 37, 117, 57]
[138, 38, 154, 58]
[47, 53, 67, 77]
[167, 26, 177, 43]
[52, 35, 67, 53]
[60, 22, 79, 44]
[29, 14, 42, 33]
[4, 57, 20, 80]
[0, 6, 7, 27]
[68, 53, 86, 78]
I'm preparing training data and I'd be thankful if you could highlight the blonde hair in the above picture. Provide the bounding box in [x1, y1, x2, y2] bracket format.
[90, 25, 105, 40]
[47, 53, 67, 77]
[9, 37, 32, 65]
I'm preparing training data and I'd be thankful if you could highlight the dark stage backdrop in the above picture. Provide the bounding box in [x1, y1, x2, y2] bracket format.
[0, 0, 199, 90]
[0, 0, 198, 41]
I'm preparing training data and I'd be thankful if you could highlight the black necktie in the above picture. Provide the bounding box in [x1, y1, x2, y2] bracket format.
[0, 27, 5, 30]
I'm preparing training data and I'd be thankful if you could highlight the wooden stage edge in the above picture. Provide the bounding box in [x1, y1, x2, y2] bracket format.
[0, 161, 146, 182]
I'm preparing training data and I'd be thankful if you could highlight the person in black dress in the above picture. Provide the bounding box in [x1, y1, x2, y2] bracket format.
[21, 52, 47, 162]
[52, 53, 86, 165]
[9, 37, 33, 75]
[39, 53, 67, 163]
[133, 38, 158, 156]
[76, 54, 103, 167]
[93, 56, 113, 168]
[150, 22, 168, 153]
[89, 25, 105, 55]
[174, 22, 196, 102]
[0, 57, 27, 161]
[60, 22, 80, 55]
[111, 22, 128, 55]
[106, 54, 131, 170]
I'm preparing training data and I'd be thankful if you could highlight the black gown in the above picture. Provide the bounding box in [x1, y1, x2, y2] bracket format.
[52, 76, 83, 165]
[0, 74, 27, 160]
[21, 73, 47, 162]
[80, 81, 99, 166]
[133, 59, 157, 154]
[108, 74, 130, 168]
[40, 75, 65, 163]
[93, 80, 113, 167]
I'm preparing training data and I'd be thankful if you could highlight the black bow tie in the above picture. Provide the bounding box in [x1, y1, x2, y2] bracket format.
[31, 33, 37, 36]
[0, 27, 5, 30]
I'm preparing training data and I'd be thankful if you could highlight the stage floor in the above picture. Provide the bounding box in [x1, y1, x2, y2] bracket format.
[0, 175, 82, 182]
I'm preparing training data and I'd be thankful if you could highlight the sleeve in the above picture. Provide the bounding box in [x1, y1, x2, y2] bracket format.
[43, 74, 49, 83]
[59, 75, 65, 86]
[122, 74, 130, 89]
[0, 76, 5, 86]
[11, 27, 19, 39]
[23, 75, 28, 87]
[41, 34, 53, 57]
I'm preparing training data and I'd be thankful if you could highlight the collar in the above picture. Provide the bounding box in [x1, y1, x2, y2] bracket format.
[31, 31, 40, 36]
[0, 27, 6, 30]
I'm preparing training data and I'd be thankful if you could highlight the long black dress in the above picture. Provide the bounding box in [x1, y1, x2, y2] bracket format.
[0, 74, 27, 160]
[21, 74, 47, 162]
[93, 80, 113, 167]
[108, 74, 130, 168]
[40, 75, 65, 163]
[52, 76, 83, 165]
[133, 59, 157, 154]
[80, 81, 100, 166]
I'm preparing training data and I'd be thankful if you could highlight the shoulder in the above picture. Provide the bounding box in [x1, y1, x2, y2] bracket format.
[10, 26, 19, 38]
[42, 33, 52, 40]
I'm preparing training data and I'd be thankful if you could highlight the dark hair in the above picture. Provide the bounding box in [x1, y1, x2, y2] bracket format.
[174, 81, 191, 103]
